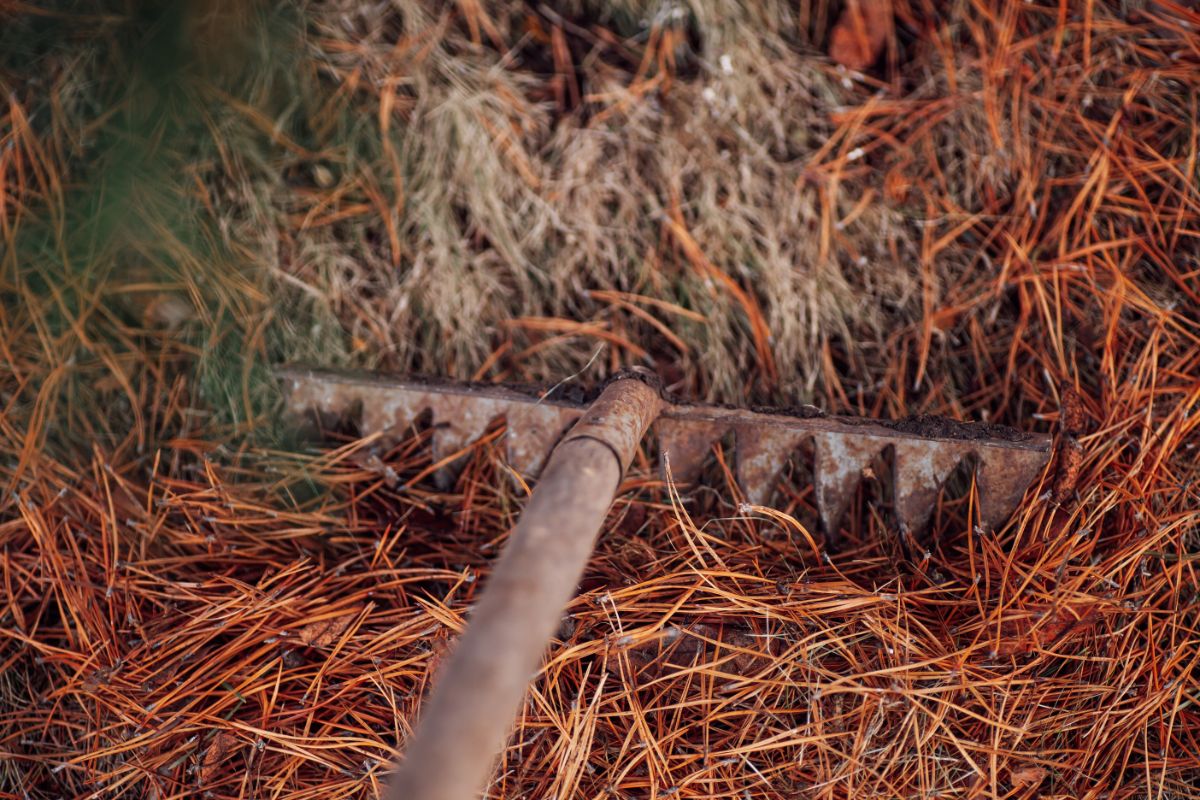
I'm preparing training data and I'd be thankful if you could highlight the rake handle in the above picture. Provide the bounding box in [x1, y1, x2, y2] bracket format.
[387, 374, 661, 800]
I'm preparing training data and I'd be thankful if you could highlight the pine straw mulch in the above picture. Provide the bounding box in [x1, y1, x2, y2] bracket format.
[3, 314, 1200, 799]
[2, 1, 1200, 799]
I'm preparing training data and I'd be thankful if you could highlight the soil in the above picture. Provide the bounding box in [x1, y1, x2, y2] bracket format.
[878, 414, 1032, 442]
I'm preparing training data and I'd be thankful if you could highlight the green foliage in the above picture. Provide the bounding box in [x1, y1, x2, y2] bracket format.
[0, 2, 335, 456]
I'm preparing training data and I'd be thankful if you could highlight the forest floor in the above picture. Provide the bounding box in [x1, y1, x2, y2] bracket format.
[1, 1, 1199, 798]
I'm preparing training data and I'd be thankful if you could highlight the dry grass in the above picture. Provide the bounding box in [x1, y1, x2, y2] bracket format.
[287, 0, 925, 401]
[2, 0, 1200, 798]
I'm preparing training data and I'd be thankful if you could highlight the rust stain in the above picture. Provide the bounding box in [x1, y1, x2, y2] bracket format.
[562, 374, 661, 474]
[734, 425, 806, 507]
[506, 403, 581, 477]
[813, 430, 881, 535]
[978, 447, 1051, 530]
[656, 416, 728, 486]
[893, 439, 973, 534]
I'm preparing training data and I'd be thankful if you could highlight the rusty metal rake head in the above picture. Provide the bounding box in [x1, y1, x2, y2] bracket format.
[279, 366, 1051, 535]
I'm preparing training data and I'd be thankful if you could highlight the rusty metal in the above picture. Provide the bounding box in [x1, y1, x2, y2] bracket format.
[561, 370, 662, 474]
[656, 416, 726, 485]
[278, 366, 1052, 535]
[279, 367, 583, 477]
[383, 376, 659, 800]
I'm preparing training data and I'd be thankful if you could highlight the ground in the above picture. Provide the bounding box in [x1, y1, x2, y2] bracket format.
[1, 1, 1199, 798]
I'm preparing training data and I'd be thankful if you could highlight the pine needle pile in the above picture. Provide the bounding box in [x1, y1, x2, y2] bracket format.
[1, 1, 1198, 798]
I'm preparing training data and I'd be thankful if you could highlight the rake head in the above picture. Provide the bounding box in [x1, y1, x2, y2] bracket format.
[279, 366, 1052, 535]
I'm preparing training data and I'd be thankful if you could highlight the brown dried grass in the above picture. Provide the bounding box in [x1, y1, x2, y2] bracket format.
[2, 1, 1199, 798]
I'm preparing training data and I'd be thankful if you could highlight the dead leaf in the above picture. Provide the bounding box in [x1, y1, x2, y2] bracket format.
[143, 294, 194, 330]
[1059, 387, 1087, 434]
[311, 163, 335, 188]
[995, 602, 1102, 657]
[1053, 437, 1082, 504]
[298, 609, 359, 647]
[1010, 765, 1048, 787]
[884, 166, 912, 203]
[198, 730, 239, 784]
[829, 0, 891, 71]
[607, 622, 771, 679]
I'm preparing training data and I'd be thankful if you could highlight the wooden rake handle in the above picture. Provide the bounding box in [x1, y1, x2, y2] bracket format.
[386, 374, 662, 800]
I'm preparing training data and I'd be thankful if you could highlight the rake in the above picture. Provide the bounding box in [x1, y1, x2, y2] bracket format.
[278, 366, 1052, 800]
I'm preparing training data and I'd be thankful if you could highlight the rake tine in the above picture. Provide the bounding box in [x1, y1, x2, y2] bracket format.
[978, 448, 1053, 530]
[734, 425, 807, 507]
[505, 403, 582, 477]
[893, 439, 976, 534]
[655, 416, 727, 485]
[812, 430, 881, 536]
